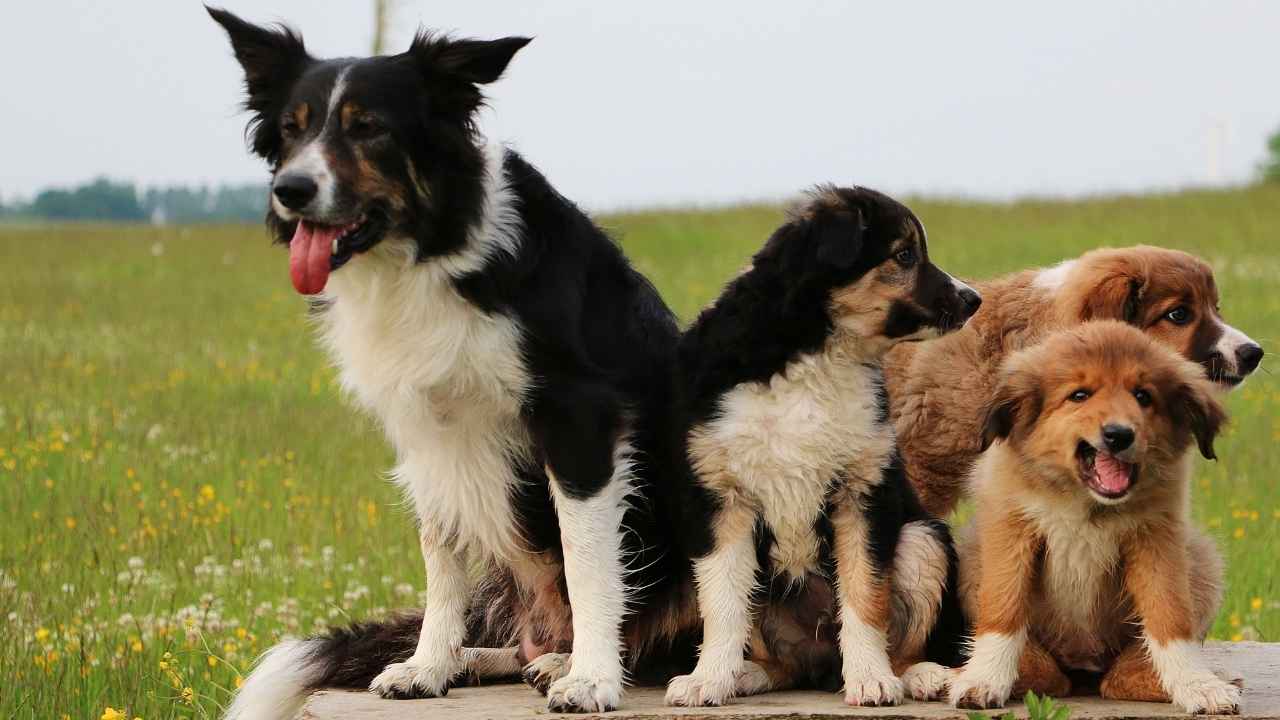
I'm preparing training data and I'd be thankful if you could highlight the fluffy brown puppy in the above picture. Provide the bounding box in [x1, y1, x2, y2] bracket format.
[885, 246, 1263, 518]
[907, 322, 1239, 714]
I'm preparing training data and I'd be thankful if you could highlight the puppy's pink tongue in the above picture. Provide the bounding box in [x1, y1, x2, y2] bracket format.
[289, 221, 338, 295]
[1094, 453, 1132, 494]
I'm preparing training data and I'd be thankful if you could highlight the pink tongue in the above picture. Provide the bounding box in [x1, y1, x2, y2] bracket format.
[1094, 453, 1132, 493]
[289, 221, 340, 295]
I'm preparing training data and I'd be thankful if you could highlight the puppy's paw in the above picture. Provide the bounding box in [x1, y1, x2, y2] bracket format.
[734, 661, 774, 698]
[546, 673, 623, 713]
[1172, 675, 1241, 715]
[843, 670, 905, 707]
[902, 662, 953, 701]
[665, 672, 736, 707]
[521, 653, 571, 696]
[949, 669, 1013, 710]
[369, 657, 459, 699]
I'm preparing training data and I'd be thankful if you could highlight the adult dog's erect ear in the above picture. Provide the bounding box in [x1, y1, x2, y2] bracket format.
[207, 6, 311, 162]
[812, 208, 866, 269]
[1173, 379, 1227, 460]
[410, 33, 532, 86]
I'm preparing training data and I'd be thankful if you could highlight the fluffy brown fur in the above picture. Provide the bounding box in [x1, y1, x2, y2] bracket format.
[885, 246, 1262, 518]
[906, 322, 1241, 715]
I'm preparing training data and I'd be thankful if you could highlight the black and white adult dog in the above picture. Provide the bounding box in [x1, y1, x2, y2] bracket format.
[209, 8, 687, 717]
[665, 187, 978, 707]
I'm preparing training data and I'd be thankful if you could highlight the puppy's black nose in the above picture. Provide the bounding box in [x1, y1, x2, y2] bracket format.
[273, 173, 318, 211]
[1102, 424, 1135, 453]
[959, 288, 982, 318]
[1237, 343, 1264, 375]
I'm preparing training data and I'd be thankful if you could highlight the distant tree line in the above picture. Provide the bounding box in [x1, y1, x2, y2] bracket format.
[0, 178, 267, 223]
[1264, 127, 1280, 184]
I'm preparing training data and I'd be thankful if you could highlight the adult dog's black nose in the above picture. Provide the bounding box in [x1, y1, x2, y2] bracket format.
[1237, 343, 1264, 375]
[959, 288, 982, 318]
[1102, 424, 1135, 453]
[273, 173, 318, 211]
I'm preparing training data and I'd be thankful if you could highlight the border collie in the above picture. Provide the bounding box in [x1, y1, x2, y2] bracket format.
[663, 187, 977, 707]
[210, 8, 685, 716]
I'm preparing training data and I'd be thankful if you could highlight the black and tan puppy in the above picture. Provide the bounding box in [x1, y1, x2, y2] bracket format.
[665, 186, 978, 707]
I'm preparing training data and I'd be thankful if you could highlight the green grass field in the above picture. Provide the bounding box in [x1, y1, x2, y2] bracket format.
[2, 185, 1278, 720]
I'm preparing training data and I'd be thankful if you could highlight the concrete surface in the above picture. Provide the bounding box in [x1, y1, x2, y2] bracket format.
[300, 642, 1278, 719]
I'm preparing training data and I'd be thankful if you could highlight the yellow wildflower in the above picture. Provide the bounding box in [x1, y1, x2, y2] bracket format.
[181, 687, 194, 705]
[1233, 527, 1245, 539]
[1252, 597, 1264, 611]
[101, 708, 126, 720]
[64, 517, 77, 530]
[34, 627, 50, 642]
[207, 655, 218, 667]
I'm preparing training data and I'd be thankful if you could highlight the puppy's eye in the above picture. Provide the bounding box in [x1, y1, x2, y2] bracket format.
[347, 117, 386, 140]
[894, 248, 917, 267]
[1164, 306, 1192, 325]
[280, 119, 302, 139]
[1068, 389, 1091, 403]
[1133, 388, 1153, 407]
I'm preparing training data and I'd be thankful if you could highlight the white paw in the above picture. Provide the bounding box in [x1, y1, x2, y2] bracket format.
[734, 661, 773, 697]
[949, 667, 1013, 710]
[844, 669, 905, 707]
[1171, 675, 1241, 715]
[665, 672, 737, 707]
[521, 653, 571, 696]
[546, 673, 624, 713]
[902, 662, 953, 701]
[369, 657, 460, 699]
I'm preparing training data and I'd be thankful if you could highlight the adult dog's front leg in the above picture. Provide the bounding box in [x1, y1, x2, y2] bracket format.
[543, 452, 632, 712]
[665, 500, 758, 707]
[370, 531, 470, 699]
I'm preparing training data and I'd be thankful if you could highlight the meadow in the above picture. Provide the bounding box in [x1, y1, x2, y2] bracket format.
[2, 184, 1277, 720]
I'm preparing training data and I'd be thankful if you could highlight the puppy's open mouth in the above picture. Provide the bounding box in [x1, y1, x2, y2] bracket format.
[1076, 441, 1138, 500]
[288, 212, 387, 295]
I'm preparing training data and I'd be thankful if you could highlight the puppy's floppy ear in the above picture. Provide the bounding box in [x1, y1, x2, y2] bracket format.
[1172, 378, 1227, 460]
[812, 208, 866, 269]
[1080, 269, 1145, 323]
[411, 33, 532, 85]
[981, 365, 1041, 452]
[207, 7, 311, 162]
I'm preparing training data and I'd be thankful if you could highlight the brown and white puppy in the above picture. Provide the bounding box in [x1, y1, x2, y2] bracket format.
[886, 246, 1263, 518]
[664, 186, 977, 708]
[923, 322, 1239, 715]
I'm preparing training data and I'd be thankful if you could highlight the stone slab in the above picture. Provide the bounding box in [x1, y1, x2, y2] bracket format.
[300, 642, 1279, 719]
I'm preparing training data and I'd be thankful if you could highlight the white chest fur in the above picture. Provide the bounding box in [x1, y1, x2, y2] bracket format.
[691, 340, 895, 578]
[320, 250, 532, 560]
[313, 147, 534, 561]
[1019, 494, 1134, 650]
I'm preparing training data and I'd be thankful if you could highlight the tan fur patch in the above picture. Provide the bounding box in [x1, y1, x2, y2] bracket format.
[1100, 640, 1170, 703]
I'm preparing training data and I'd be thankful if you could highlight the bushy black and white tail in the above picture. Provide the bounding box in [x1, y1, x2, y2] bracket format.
[223, 613, 423, 720]
[889, 518, 967, 667]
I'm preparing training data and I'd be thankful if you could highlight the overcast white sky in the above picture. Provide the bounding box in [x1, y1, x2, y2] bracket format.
[3, 1, 1279, 209]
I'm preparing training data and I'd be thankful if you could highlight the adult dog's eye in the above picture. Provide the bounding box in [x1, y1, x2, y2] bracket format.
[1164, 306, 1191, 325]
[1068, 389, 1091, 403]
[281, 119, 301, 139]
[1133, 388, 1152, 407]
[894, 248, 917, 267]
